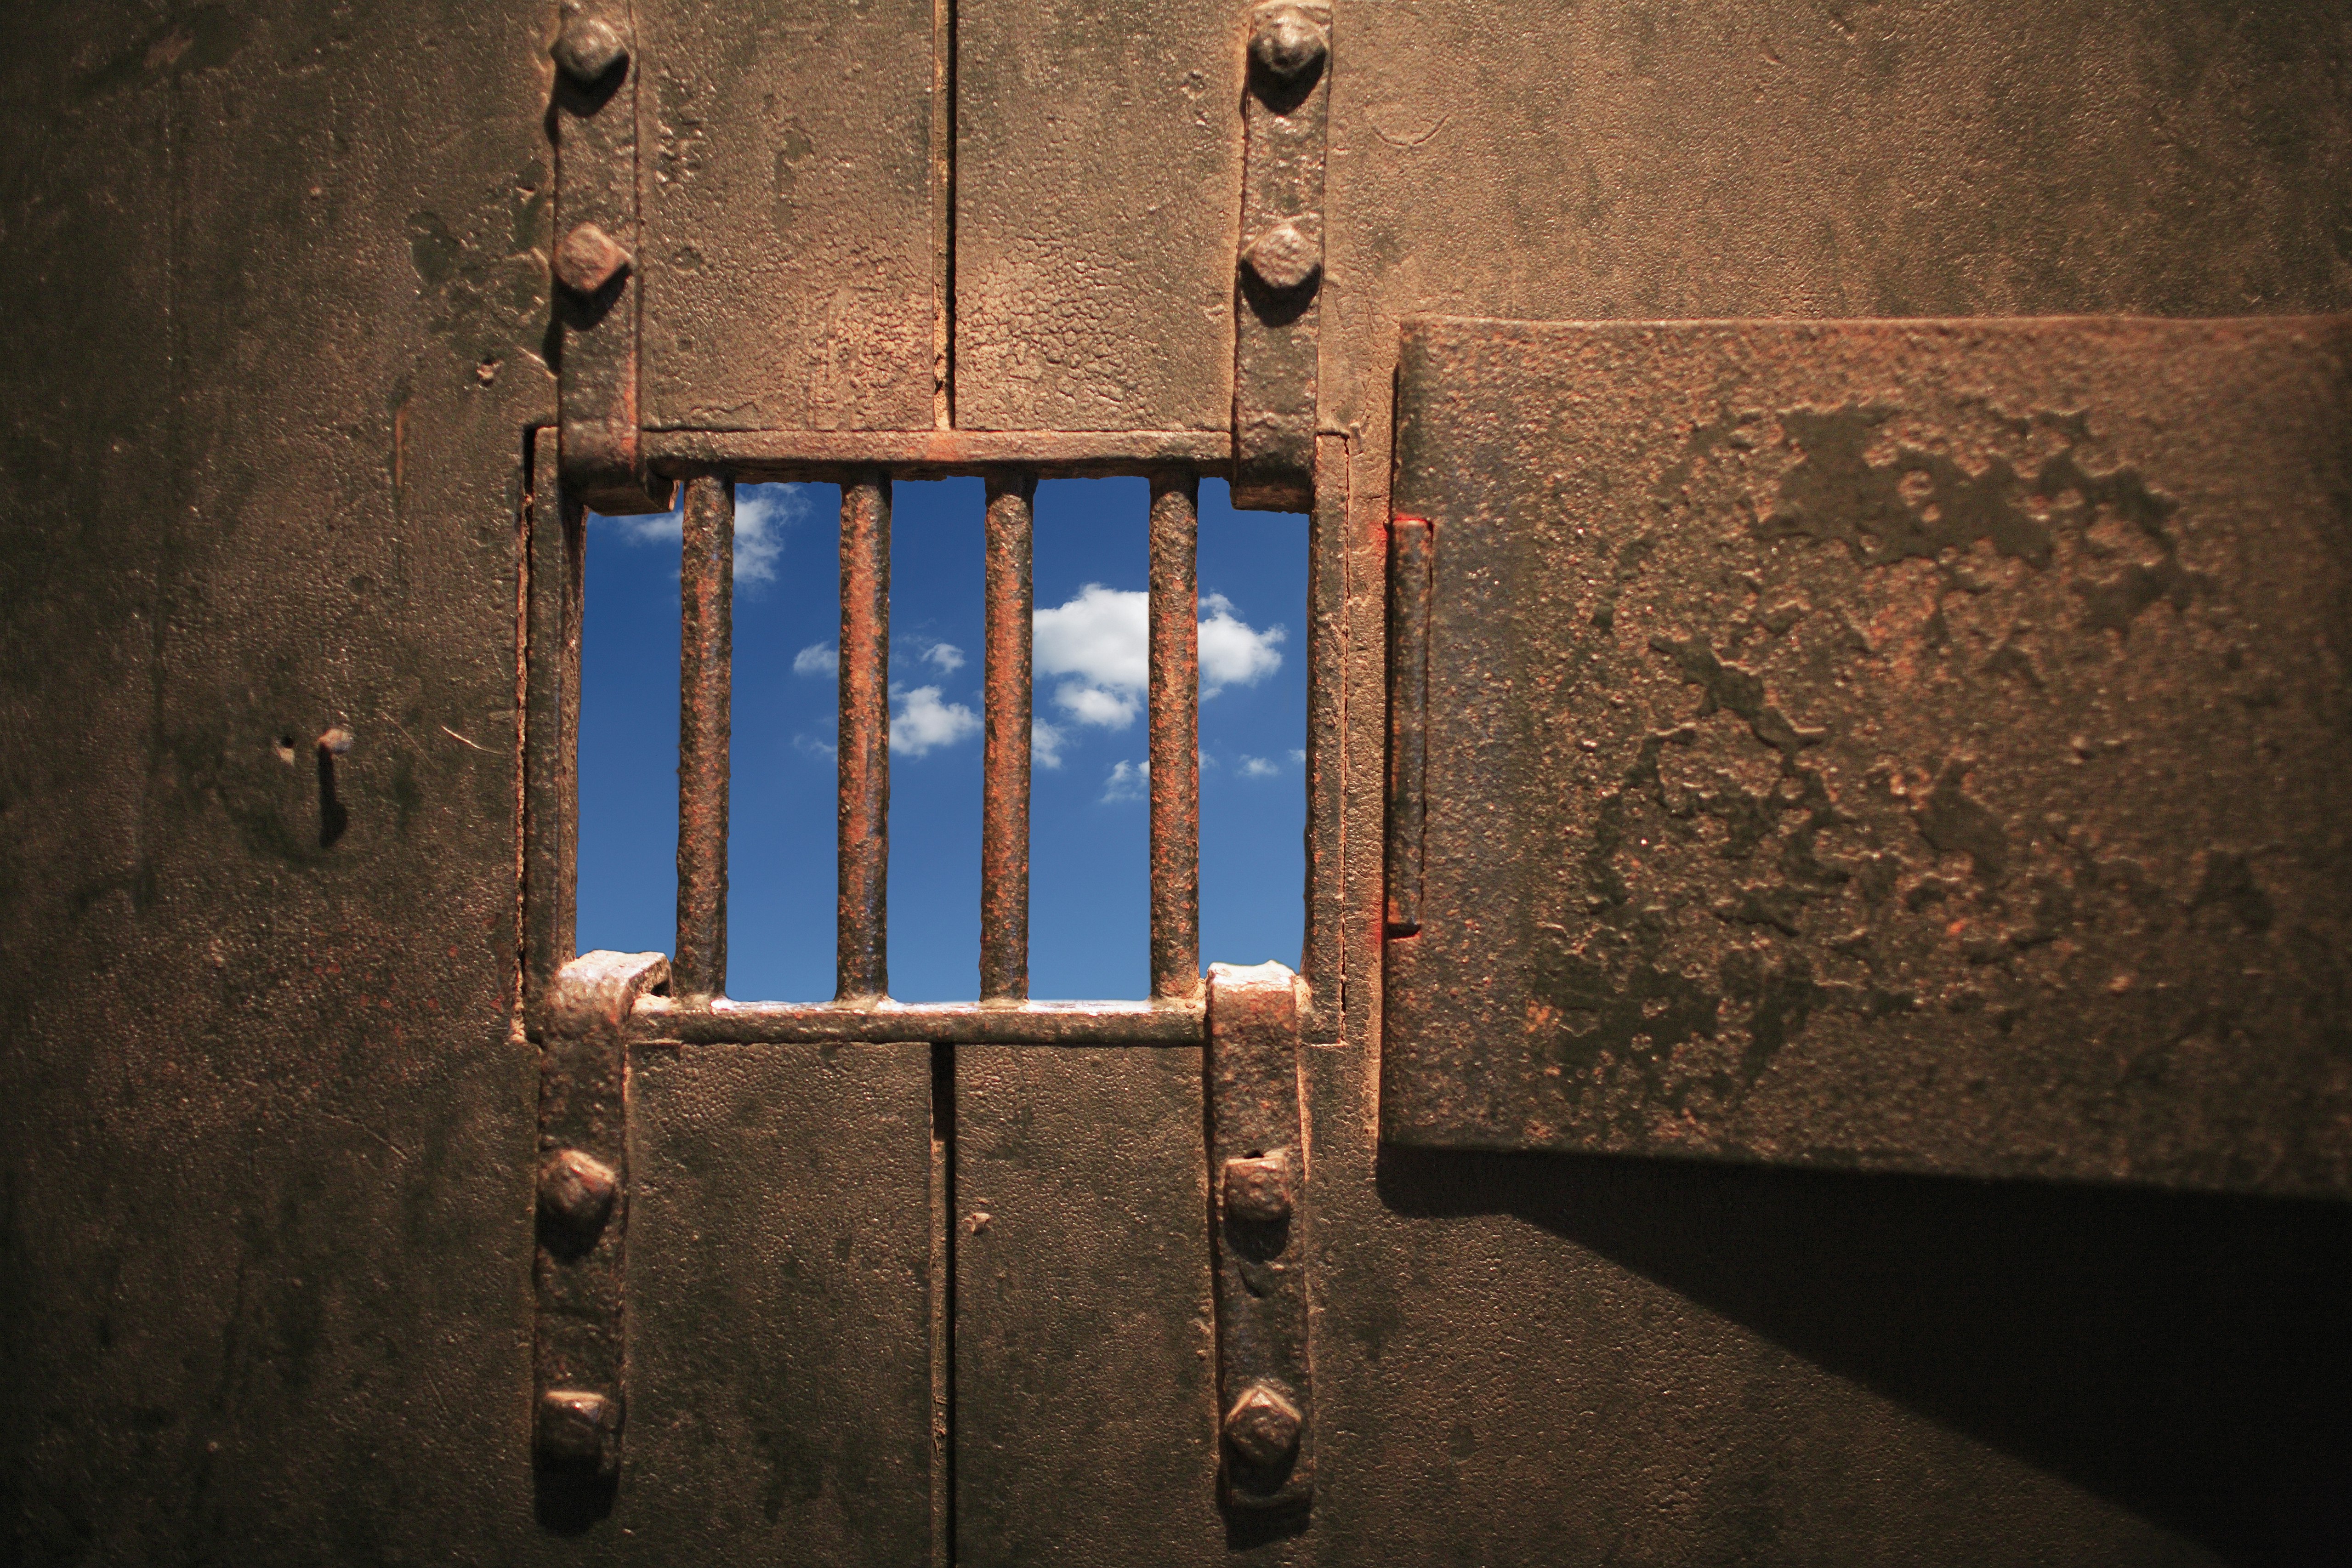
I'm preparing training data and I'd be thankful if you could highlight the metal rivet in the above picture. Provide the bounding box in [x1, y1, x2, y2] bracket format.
[537, 1387, 619, 1473]
[1241, 218, 1321, 295]
[552, 222, 631, 297]
[1222, 1381, 1303, 1468]
[317, 726, 354, 756]
[553, 13, 629, 85]
[1249, 3, 1327, 83]
[1221, 1152, 1294, 1223]
[538, 1147, 619, 1241]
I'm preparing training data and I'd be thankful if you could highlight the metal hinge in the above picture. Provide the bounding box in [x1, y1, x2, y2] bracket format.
[1231, 2, 1331, 511]
[1205, 961, 1315, 1512]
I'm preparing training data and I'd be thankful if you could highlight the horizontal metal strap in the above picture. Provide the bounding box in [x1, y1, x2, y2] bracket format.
[641, 427, 1229, 479]
[630, 995, 1207, 1046]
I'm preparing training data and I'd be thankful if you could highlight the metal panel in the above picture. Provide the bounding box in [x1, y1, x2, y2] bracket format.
[954, 0, 1241, 432]
[626, 1041, 935, 1564]
[1382, 315, 2352, 1196]
[637, 0, 938, 432]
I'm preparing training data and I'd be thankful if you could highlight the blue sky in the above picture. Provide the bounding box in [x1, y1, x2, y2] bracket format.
[577, 476, 1306, 1002]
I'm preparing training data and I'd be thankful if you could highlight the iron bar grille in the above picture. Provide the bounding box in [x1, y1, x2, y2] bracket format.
[639, 467, 1209, 1045]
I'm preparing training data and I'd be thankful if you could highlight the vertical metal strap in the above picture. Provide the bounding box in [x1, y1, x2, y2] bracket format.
[522, 434, 584, 1013]
[1148, 475, 1201, 1001]
[1206, 961, 1313, 1512]
[673, 474, 733, 1000]
[534, 949, 669, 1518]
[839, 474, 893, 1000]
[1385, 515, 1432, 936]
[980, 474, 1035, 1002]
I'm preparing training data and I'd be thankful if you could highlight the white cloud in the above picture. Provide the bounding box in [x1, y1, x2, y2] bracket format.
[921, 641, 966, 674]
[590, 481, 813, 588]
[1032, 584, 1286, 731]
[1102, 759, 1149, 803]
[794, 732, 836, 760]
[1289, 749, 1306, 764]
[733, 483, 815, 586]
[1239, 755, 1282, 778]
[1199, 592, 1285, 695]
[794, 642, 839, 677]
[1032, 720, 1067, 770]
[892, 685, 980, 756]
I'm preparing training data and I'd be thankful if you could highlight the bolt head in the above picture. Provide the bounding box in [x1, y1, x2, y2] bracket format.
[553, 13, 629, 85]
[1224, 1382, 1303, 1468]
[1241, 218, 1322, 295]
[553, 223, 631, 297]
[1250, 3, 1327, 82]
[1222, 1152, 1294, 1223]
[538, 1387, 619, 1474]
[538, 1148, 619, 1241]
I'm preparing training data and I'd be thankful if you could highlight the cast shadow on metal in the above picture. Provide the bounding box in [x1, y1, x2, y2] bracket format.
[1374, 1144, 2352, 1564]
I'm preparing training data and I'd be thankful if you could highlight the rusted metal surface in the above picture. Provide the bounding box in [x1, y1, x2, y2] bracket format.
[636, 0, 937, 434]
[533, 948, 668, 1517]
[838, 474, 893, 1000]
[1206, 961, 1314, 1513]
[1383, 315, 2352, 1197]
[980, 474, 1034, 1002]
[522, 435, 584, 1008]
[1231, 0, 1329, 511]
[1297, 434, 1348, 1042]
[954, 0, 1240, 433]
[552, 0, 671, 515]
[672, 473, 733, 1001]
[634, 995, 1206, 1046]
[1381, 512, 1429, 937]
[1148, 475, 1202, 1001]
[644, 426, 1232, 480]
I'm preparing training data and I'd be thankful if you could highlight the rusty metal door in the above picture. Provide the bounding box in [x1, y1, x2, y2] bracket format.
[8, 3, 2352, 1567]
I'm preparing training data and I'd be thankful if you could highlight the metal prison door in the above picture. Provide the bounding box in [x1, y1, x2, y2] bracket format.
[5, 4, 2350, 1567]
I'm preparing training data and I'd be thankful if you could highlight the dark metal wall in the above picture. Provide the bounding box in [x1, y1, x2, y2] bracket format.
[2, 2, 2346, 1564]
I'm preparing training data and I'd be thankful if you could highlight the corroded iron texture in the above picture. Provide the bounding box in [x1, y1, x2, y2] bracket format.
[1384, 316, 2352, 1197]
[980, 475, 1034, 1001]
[838, 475, 892, 1000]
[522, 436, 584, 1009]
[1232, 1, 1330, 511]
[533, 949, 669, 1517]
[635, 995, 1206, 1046]
[1206, 961, 1313, 1512]
[551, 0, 670, 515]
[1148, 475, 1202, 1000]
[1382, 513, 1430, 935]
[673, 474, 733, 1000]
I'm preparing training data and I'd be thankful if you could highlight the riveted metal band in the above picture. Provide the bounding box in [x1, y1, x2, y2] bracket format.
[1206, 961, 1314, 1512]
[1231, 1, 1331, 511]
[552, 1, 673, 515]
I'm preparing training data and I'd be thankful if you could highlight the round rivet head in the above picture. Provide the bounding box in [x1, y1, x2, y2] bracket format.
[553, 13, 629, 85]
[538, 1148, 619, 1241]
[1223, 1381, 1303, 1468]
[1250, 3, 1327, 82]
[552, 223, 631, 297]
[538, 1387, 619, 1475]
[1221, 1152, 1294, 1223]
[1241, 218, 1322, 295]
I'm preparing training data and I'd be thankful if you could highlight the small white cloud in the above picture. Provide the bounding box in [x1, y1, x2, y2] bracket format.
[794, 642, 839, 677]
[1239, 755, 1282, 778]
[733, 483, 816, 586]
[593, 507, 681, 545]
[921, 641, 966, 674]
[1032, 720, 1066, 770]
[892, 685, 981, 756]
[1290, 749, 1307, 764]
[1102, 758, 1150, 803]
[1035, 584, 1148, 729]
[794, 732, 836, 760]
[1199, 592, 1285, 696]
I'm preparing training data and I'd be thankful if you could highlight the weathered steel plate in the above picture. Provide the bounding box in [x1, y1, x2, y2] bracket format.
[1382, 316, 2352, 1196]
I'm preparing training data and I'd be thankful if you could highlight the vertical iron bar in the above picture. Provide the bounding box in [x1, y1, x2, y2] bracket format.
[980, 474, 1035, 1001]
[1385, 514, 1432, 935]
[522, 431, 584, 1014]
[1148, 473, 1200, 1000]
[839, 473, 893, 1000]
[674, 473, 733, 1000]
